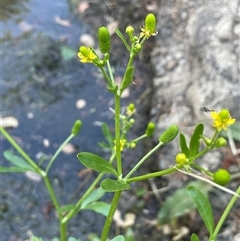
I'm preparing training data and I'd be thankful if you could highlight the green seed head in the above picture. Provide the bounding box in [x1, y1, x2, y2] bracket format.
[98, 26, 111, 54]
[213, 169, 231, 186]
[71, 120, 82, 136]
[145, 13, 156, 35]
[145, 122, 155, 137]
[79, 46, 90, 57]
[159, 125, 179, 143]
[219, 109, 230, 120]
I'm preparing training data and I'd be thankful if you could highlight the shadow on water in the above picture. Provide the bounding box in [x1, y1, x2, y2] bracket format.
[0, 0, 29, 21]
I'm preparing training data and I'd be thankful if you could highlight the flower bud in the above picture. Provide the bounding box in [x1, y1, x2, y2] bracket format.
[214, 137, 227, 148]
[213, 169, 231, 186]
[175, 153, 187, 165]
[130, 142, 136, 148]
[134, 43, 142, 52]
[145, 122, 155, 137]
[159, 125, 179, 143]
[71, 120, 82, 136]
[145, 13, 156, 35]
[98, 26, 111, 54]
[126, 26, 134, 34]
[129, 118, 135, 124]
[127, 103, 135, 116]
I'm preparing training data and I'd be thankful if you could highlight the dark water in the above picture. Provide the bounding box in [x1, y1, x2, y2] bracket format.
[1, 0, 119, 240]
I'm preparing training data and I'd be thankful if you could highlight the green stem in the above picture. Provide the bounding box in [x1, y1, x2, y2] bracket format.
[46, 134, 75, 174]
[210, 185, 240, 240]
[0, 127, 40, 171]
[42, 173, 62, 218]
[190, 163, 213, 177]
[106, 59, 115, 85]
[100, 190, 122, 241]
[115, 94, 122, 177]
[124, 141, 164, 179]
[127, 165, 183, 183]
[60, 218, 67, 241]
[99, 65, 115, 89]
[130, 133, 147, 143]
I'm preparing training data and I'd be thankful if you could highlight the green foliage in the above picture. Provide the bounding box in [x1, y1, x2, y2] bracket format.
[120, 66, 135, 92]
[110, 236, 125, 241]
[189, 123, 204, 158]
[81, 201, 110, 216]
[81, 187, 106, 207]
[98, 122, 114, 149]
[77, 152, 118, 176]
[191, 233, 200, 241]
[187, 186, 214, 236]
[179, 133, 190, 157]
[101, 178, 130, 192]
[1, 150, 35, 172]
[158, 181, 211, 224]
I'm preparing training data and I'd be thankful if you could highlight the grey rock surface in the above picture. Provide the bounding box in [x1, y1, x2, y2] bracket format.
[151, 0, 239, 170]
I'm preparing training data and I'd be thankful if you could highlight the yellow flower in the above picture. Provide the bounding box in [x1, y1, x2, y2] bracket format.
[114, 139, 126, 152]
[211, 109, 235, 131]
[140, 13, 158, 39]
[78, 46, 97, 63]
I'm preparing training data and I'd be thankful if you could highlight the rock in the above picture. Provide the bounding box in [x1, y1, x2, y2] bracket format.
[0, 116, 19, 129]
[151, 0, 239, 173]
[79, 33, 95, 47]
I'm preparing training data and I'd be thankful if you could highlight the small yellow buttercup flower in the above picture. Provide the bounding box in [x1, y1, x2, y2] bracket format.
[140, 13, 158, 39]
[114, 139, 126, 152]
[78, 46, 97, 63]
[211, 109, 235, 131]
